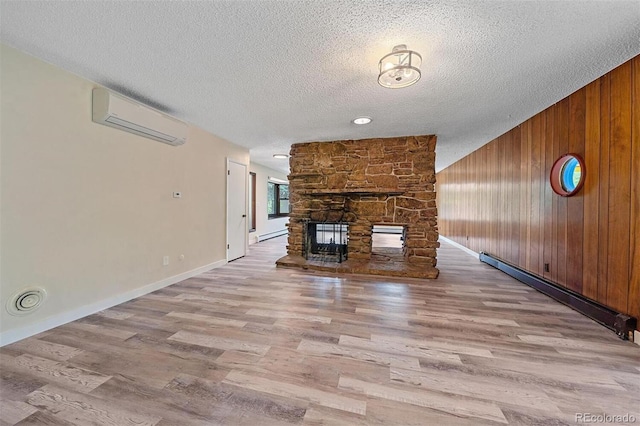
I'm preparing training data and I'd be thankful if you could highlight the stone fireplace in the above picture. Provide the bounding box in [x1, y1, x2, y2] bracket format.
[276, 135, 439, 279]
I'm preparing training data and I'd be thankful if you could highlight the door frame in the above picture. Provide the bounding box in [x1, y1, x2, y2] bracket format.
[226, 158, 248, 262]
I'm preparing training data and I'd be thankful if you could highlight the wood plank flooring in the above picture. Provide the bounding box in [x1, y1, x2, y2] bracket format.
[1, 237, 639, 425]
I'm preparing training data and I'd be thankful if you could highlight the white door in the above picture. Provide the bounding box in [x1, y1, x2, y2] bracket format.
[227, 159, 247, 261]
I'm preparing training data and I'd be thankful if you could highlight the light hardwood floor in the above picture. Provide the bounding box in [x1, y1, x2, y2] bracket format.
[1, 237, 638, 425]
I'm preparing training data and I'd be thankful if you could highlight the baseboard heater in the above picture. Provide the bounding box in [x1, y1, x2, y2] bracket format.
[256, 229, 288, 242]
[479, 252, 637, 340]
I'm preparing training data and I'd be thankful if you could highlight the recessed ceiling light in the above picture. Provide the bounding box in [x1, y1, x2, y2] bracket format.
[273, 154, 289, 159]
[353, 117, 372, 125]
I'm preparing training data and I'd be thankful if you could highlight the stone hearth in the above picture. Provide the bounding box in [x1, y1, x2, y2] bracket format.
[276, 135, 439, 279]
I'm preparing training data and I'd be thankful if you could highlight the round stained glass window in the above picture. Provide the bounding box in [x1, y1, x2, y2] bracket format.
[550, 154, 585, 197]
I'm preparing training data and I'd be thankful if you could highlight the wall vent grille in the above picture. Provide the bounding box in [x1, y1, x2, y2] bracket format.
[6, 287, 47, 316]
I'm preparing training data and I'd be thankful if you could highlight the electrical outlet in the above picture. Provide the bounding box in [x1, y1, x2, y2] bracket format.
[544, 263, 550, 272]
[163, 256, 169, 266]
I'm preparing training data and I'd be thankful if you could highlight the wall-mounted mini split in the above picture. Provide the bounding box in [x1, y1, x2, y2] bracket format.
[6, 287, 47, 316]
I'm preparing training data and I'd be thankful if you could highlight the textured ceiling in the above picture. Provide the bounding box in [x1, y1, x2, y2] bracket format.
[1, 1, 639, 173]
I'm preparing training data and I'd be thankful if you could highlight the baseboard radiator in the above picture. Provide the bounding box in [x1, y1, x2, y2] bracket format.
[256, 229, 288, 242]
[479, 252, 637, 340]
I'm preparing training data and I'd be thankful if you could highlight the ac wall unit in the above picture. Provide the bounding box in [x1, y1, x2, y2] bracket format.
[92, 88, 187, 146]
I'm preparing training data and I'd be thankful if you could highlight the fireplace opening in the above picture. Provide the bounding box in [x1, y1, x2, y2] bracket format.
[372, 225, 404, 249]
[371, 225, 405, 261]
[303, 221, 348, 263]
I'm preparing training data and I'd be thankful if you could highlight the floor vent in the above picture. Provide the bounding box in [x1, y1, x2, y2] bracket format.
[6, 287, 47, 316]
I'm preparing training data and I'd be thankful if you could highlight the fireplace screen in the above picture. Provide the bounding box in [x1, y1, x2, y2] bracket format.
[303, 221, 348, 263]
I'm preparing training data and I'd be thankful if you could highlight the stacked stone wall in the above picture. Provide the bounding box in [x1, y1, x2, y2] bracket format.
[286, 135, 439, 269]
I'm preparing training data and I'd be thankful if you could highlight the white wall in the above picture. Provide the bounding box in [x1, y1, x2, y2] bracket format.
[248, 162, 289, 244]
[0, 45, 249, 344]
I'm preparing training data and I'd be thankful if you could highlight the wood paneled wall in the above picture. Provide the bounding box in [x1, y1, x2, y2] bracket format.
[437, 55, 639, 322]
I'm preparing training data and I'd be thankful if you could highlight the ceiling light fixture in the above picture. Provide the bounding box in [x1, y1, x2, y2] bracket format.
[352, 117, 372, 125]
[273, 154, 289, 159]
[378, 44, 422, 89]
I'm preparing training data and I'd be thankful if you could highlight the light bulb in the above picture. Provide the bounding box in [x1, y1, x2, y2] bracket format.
[383, 62, 395, 71]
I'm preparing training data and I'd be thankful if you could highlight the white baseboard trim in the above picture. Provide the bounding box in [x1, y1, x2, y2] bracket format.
[439, 235, 479, 259]
[0, 258, 227, 347]
[257, 229, 287, 242]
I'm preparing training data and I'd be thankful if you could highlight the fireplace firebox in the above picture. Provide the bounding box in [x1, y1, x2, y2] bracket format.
[303, 220, 348, 263]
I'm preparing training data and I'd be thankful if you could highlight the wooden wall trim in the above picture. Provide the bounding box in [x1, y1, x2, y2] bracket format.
[629, 56, 640, 322]
[437, 55, 640, 323]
